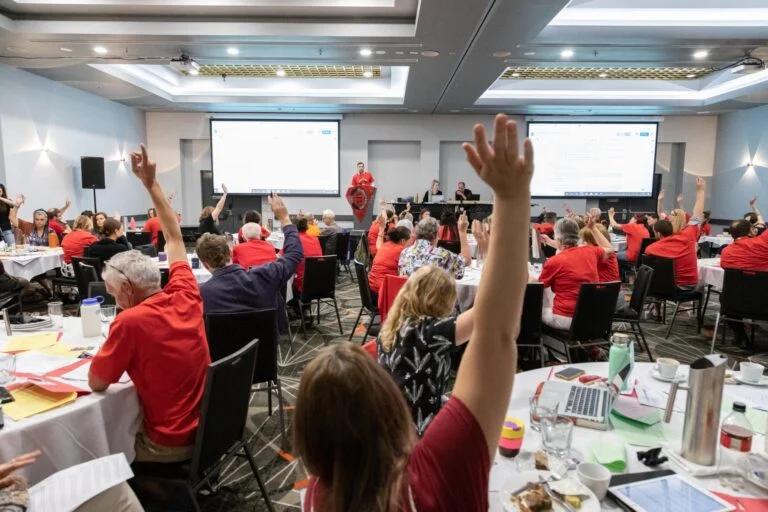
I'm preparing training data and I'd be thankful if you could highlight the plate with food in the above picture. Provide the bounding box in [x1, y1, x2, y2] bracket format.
[501, 470, 599, 512]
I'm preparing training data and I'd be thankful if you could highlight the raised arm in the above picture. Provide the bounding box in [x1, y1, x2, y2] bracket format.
[676, 193, 684, 211]
[454, 114, 533, 458]
[211, 184, 228, 224]
[657, 189, 666, 218]
[471, 219, 489, 258]
[264, 194, 304, 283]
[8, 195, 24, 228]
[375, 212, 387, 250]
[588, 216, 614, 260]
[59, 197, 71, 216]
[692, 177, 706, 219]
[607, 207, 621, 229]
[750, 196, 764, 225]
[130, 144, 185, 264]
[457, 211, 471, 266]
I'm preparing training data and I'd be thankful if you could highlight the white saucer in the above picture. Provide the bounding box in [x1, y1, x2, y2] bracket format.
[650, 368, 687, 383]
[733, 372, 768, 386]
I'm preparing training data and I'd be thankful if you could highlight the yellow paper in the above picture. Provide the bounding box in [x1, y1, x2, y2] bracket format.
[3, 333, 59, 353]
[35, 344, 81, 357]
[3, 384, 77, 420]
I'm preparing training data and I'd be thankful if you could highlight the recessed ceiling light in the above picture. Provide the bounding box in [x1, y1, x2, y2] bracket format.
[493, 51, 512, 58]
[598, 72, 608, 78]
[227, 47, 239, 56]
[362, 70, 373, 78]
[560, 49, 574, 59]
[693, 50, 709, 59]
[93, 46, 108, 55]
[686, 73, 697, 78]
[408, 109, 418, 112]
[511, 72, 520, 77]
[524, 51, 536, 56]
[375, 50, 387, 55]
[409, 51, 419, 55]
[421, 50, 440, 57]
[450, 109, 460, 113]
[188, 69, 199, 76]
[60, 47, 73, 52]
[359, 48, 373, 57]
[395, 51, 405, 55]
[697, 111, 711, 114]
[276, 68, 286, 77]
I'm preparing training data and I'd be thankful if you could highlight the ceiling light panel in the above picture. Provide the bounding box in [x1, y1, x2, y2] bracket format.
[500, 66, 714, 80]
[198, 64, 381, 78]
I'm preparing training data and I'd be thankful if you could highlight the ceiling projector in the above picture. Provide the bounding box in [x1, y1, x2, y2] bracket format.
[170, 54, 200, 75]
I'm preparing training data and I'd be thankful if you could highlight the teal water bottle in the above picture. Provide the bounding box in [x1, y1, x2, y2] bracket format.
[608, 333, 634, 392]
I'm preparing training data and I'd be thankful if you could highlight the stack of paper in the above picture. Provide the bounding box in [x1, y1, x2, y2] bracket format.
[2, 333, 59, 352]
[3, 383, 77, 420]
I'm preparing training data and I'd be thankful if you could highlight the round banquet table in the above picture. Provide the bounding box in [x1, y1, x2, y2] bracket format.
[699, 235, 734, 248]
[698, 257, 724, 290]
[489, 362, 768, 511]
[0, 317, 140, 485]
[456, 262, 546, 313]
[266, 232, 284, 251]
[0, 249, 63, 280]
[155, 253, 211, 284]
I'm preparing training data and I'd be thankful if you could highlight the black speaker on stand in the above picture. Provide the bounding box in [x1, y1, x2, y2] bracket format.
[81, 157, 106, 212]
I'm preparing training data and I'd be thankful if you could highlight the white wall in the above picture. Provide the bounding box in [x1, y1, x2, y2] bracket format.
[0, 63, 148, 219]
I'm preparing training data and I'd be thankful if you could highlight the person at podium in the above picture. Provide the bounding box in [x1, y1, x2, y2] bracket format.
[422, 179, 443, 203]
[455, 181, 474, 201]
[351, 162, 375, 187]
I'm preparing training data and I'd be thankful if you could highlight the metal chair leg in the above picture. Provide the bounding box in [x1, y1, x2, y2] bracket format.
[349, 307, 364, 341]
[333, 298, 343, 335]
[636, 322, 654, 362]
[274, 378, 287, 450]
[711, 312, 721, 354]
[538, 338, 546, 368]
[243, 444, 275, 512]
[664, 301, 681, 338]
[298, 302, 307, 339]
[362, 311, 378, 344]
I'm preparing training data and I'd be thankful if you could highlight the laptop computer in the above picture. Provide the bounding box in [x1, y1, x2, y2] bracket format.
[540, 364, 631, 430]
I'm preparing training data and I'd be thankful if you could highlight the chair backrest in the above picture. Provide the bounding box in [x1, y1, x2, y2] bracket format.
[188, 338, 259, 484]
[87, 281, 115, 305]
[205, 308, 279, 383]
[635, 237, 656, 269]
[436, 240, 461, 255]
[517, 283, 544, 344]
[301, 256, 338, 301]
[318, 233, 336, 256]
[641, 254, 677, 298]
[71, 256, 102, 298]
[126, 231, 151, 247]
[159, 268, 169, 288]
[136, 244, 158, 257]
[699, 241, 713, 259]
[335, 231, 351, 263]
[629, 265, 654, 315]
[353, 261, 376, 312]
[156, 231, 166, 252]
[541, 244, 557, 258]
[379, 274, 408, 323]
[353, 233, 370, 266]
[569, 281, 621, 340]
[721, 268, 768, 321]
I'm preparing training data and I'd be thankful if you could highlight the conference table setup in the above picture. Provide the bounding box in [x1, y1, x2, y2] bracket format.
[0, 248, 64, 281]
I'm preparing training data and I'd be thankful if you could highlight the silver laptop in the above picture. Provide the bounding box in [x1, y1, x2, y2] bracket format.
[540, 365, 630, 430]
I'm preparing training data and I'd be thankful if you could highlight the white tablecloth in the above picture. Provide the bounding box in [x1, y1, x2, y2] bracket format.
[0, 318, 140, 485]
[0, 249, 63, 280]
[489, 362, 767, 511]
[266, 232, 284, 251]
[155, 254, 211, 284]
[700, 236, 734, 248]
[611, 237, 627, 252]
[698, 258, 724, 290]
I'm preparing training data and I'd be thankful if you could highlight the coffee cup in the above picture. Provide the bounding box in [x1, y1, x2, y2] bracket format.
[158, 252, 167, 262]
[655, 357, 680, 379]
[577, 462, 611, 501]
[740, 362, 765, 383]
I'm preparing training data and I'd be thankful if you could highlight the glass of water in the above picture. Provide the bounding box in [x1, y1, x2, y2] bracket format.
[530, 393, 559, 432]
[542, 416, 574, 458]
[100, 305, 117, 323]
[48, 301, 64, 329]
[0, 353, 16, 385]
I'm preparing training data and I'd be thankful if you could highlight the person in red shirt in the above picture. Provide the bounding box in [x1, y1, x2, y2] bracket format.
[368, 226, 410, 301]
[236, 210, 271, 244]
[368, 209, 395, 256]
[438, 210, 460, 241]
[721, 201, 768, 272]
[61, 215, 98, 264]
[292, 218, 323, 293]
[581, 223, 619, 282]
[46, 198, 72, 237]
[538, 218, 613, 330]
[89, 144, 210, 464]
[232, 222, 277, 269]
[608, 210, 651, 264]
[645, 177, 707, 288]
[295, 114, 532, 512]
[351, 161, 375, 187]
[700, 211, 712, 237]
[533, 210, 557, 236]
[142, 215, 162, 247]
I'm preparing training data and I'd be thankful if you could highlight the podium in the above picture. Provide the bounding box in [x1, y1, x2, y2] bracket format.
[346, 185, 376, 231]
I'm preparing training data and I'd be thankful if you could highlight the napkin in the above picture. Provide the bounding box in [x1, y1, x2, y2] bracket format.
[589, 439, 627, 472]
[609, 411, 666, 447]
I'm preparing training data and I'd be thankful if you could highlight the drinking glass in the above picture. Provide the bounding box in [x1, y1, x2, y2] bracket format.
[100, 305, 117, 323]
[530, 393, 559, 432]
[542, 416, 574, 458]
[48, 301, 64, 328]
[0, 353, 16, 385]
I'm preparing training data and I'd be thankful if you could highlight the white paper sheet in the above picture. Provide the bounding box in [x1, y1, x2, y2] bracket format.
[636, 385, 686, 413]
[28, 453, 134, 512]
[59, 361, 130, 383]
[14, 352, 81, 376]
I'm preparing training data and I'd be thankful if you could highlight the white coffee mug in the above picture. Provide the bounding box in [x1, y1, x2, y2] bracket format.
[655, 357, 680, 379]
[740, 362, 765, 383]
[577, 462, 611, 501]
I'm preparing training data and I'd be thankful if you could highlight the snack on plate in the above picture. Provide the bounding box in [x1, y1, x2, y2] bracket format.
[564, 495, 581, 509]
[510, 484, 553, 512]
[534, 450, 549, 470]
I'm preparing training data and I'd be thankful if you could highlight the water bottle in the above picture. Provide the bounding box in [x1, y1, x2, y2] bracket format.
[48, 231, 59, 248]
[608, 333, 634, 392]
[81, 297, 103, 338]
[718, 402, 753, 488]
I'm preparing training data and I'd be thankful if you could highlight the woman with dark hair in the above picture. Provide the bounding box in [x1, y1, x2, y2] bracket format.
[93, 211, 108, 235]
[237, 210, 271, 243]
[0, 185, 23, 246]
[368, 226, 411, 303]
[295, 114, 533, 512]
[198, 184, 228, 235]
[147, 207, 157, 219]
[368, 208, 396, 256]
[84, 218, 130, 265]
[438, 210, 460, 241]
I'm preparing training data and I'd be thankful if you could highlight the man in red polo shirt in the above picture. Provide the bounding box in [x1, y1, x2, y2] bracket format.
[89, 144, 210, 463]
[142, 214, 162, 247]
[351, 161, 375, 187]
[645, 177, 706, 288]
[721, 198, 768, 271]
[232, 222, 277, 269]
[46, 198, 72, 236]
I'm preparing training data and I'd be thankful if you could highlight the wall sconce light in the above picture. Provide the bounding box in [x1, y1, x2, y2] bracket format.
[747, 162, 755, 172]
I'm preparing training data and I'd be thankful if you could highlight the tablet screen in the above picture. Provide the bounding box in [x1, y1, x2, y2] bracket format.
[610, 474, 734, 512]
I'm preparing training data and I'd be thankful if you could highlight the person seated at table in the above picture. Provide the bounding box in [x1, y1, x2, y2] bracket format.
[645, 177, 707, 289]
[607, 209, 651, 268]
[368, 208, 395, 257]
[61, 215, 99, 264]
[291, 218, 323, 295]
[455, 181, 474, 201]
[320, 209, 342, 234]
[438, 210, 460, 242]
[422, 179, 443, 203]
[147, 207, 156, 219]
[419, 209, 430, 221]
[378, 265, 475, 436]
[237, 210, 271, 244]
[93, 211, 108, 235]
[721, 210, 768, 272]
[47, 198, 72, 237]
[700, 210, 712, 237]
[398, 215, 470, 279]
[745, 196, 766, 236]
[369, 226, 411, 303]
[142, 211, 162, 247]
[198, 184, 228, 236]
[646, 213, 659, 238]
[305, 213, 322, 237]
[10, 204, 49, 247]
[538, 218, 613, 330]
[84, 218, 130, 265]
[231, 222, 277, 269]
[0, 259, 29, 297]
[581, 222, 619, 283]
[89, 144, 210, 465]
[296, 114, 531, 512]
[533, 210, 557, 236]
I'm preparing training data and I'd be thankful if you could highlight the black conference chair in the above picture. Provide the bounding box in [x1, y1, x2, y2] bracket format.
[516, 283, 545, 369]
[318, 233, 336, 256]
[711, 269, 768, 353]
[335, 231, 352, 280]
[541, 244, 558, 259]
[0, 290, 23, 314]
[205, 309, 287, 448]
[127, 231, 152, 247]
[613, 265, 655, 362]
[437, 240, 461, 255]
[543, 281, 621, 363]
[71, 256, 103, 299]
[641, 254, 703, 339]
[299, 256, 343, 337]
[131, 339, 274, 512]
[160, 268, 170, 288]
[634, 238, 656, 271]
[136, 244, 158, 258]
[349, 261, 379, 343]
[87, 281, 115, 305]
[157, 231, 167, 252]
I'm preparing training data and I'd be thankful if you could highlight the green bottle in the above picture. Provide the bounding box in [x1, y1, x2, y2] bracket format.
[608, 333, 634, 392]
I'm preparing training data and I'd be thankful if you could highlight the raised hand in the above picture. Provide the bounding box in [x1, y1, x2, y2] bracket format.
[695, 176, 706, 191]
[268, 194, 289, 222]
[221, 184, 228, 194]
[377, 210, 387, 228]
[658, 190, 665, 202]
[130, 144, 157, 189]
[462, 114, 533, 199]
[608, 207, 615, 215]
[750, 196, 757, 207]
[586, 214, 596, 230]
[676, 193, 684, 204]
[472, 219, 489, 255]
[458, 211, 469, 231]
[405, 201, 411, 211]
[14, 194, 24, 207]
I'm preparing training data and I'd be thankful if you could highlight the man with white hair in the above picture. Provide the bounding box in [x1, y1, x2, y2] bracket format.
[321, 209, 342, 234]
[231, 221, 277, 268]
[89, 144, 210, 464]
[398, 214, 471, 279]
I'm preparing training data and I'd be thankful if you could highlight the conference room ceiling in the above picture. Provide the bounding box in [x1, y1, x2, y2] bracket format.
[0, 0, 767, 115]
